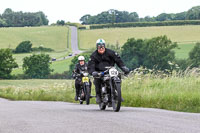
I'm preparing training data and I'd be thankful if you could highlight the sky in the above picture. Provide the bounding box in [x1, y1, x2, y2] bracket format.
[0, 0, 199, 24]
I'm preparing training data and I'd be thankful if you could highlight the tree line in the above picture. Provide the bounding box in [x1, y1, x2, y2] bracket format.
[80, 6, 200, 24]
[0, 8, 49, 27]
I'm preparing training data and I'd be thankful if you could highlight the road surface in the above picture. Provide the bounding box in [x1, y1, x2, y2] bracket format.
[56, 26, 83, 61]
[0, 98, 200, 133]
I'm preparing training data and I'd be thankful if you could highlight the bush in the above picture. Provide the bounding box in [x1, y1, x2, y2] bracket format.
[0, 48, 18, 79]
[89, 20, 200, 29]
[188, 42, 200, 68]
[31, 46, 54, 52]
[22, 54, 53, 78]
[48, 71, 72, 79]
[15, 41, 32, 53]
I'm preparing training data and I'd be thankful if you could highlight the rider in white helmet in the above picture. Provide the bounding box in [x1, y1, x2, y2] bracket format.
[73, 55, 89, 101]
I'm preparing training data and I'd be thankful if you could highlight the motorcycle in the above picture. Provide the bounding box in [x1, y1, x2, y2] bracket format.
[93, 67, 122, 112]
[75, 71, 91, 105]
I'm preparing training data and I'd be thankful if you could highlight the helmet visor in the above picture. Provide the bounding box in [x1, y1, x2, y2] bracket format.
[97, 44, 105, 49]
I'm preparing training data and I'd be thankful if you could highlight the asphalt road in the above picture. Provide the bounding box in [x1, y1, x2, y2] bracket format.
[0, 98, 200, 133]
[70, 26, 83, 56]
[56, 26, 82, 61]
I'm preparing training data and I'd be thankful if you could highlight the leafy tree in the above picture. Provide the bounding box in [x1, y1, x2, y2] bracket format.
[22, 54, 53, 78]
[143, 36, 177, 70]
[56, 20, 65, 25]
[0, 18, 7, 27]
[121, 36, 177, 70]
[0, 49, 18, 79]
[80, 14, 91, 24]
[121, 38, 145, 69]
[188, 42, 200, 67]
[1, 8, 49, 27]
[15, 41, 32, 53]
[186, 6, 200, 20]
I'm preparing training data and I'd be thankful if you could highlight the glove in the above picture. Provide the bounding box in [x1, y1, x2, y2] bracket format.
[72, 74, 76, 79]
[100, 72, 104, 76]
[92, 71, 98, 77]
[121, 66, 130, 75]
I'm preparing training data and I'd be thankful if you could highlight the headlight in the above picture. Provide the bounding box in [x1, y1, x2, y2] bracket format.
[83, 73, 89, 77]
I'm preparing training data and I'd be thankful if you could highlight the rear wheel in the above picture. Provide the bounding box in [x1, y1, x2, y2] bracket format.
[86, 85, 91, 105]
[112, 82, 121, 112]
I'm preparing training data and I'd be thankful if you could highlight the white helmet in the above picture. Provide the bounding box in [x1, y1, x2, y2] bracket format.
[78, 56, 85, 61]
[96, 39, 105, 49]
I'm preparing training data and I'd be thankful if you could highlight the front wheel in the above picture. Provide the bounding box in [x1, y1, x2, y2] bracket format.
[85, 85, 91, 105]
[112, 82, 121, 112]
[99, 102, 106, 110]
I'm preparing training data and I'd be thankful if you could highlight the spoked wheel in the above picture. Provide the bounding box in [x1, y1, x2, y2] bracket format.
[112, 82, 121, 112]
[86, 85, 91, 105]
[99, 102, 106, 110]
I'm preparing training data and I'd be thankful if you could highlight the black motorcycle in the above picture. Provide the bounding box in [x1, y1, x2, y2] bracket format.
[93, 67, 122, 112]
[75, 71, 91, 105]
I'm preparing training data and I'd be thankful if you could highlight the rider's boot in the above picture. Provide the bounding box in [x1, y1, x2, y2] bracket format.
[74, 89, 79, 101]
[96, 95, 101, 104]
[74, 95, 78, 101]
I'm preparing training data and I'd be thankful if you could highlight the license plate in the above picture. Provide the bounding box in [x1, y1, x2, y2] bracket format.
[82, 77, 89, 82]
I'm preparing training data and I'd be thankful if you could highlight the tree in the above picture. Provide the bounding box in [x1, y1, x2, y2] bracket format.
[80, 14, 91, 24]
[121, 36, 177, 71]
[15, 41, 32, 53]
[143, 36, 177, 70]
[0, 49, 18, 79]
[121, 38, 145, 69]
[186, 6, 200, 20]
[22, 54, 53, 78]
[188, 43, 200, 67]
[56, 20, 65, 25]
[1, 8, 49, 27]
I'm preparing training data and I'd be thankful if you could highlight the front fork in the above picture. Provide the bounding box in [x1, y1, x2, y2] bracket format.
[110, 76, 121, 102]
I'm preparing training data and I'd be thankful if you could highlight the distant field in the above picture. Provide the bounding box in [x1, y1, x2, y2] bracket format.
[79, 25, 200, 58]
[0, 26, 69, 51]
[174, 43, 195, 59]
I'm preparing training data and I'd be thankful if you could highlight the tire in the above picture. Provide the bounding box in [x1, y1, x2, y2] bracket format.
[99, 102, 106, 110]
[112, 82, 121, 112]
[80, 100, 83, 104]
[86, 85, 91, 105]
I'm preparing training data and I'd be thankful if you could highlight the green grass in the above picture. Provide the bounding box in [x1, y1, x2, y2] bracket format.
[122, 73, 200, 113]
[13, 51, 71, 67]
[1, 72, 200, 113]
[174, 43, 195, 59]
[79, 25, 200, 58]
[0, 26, 69, 51]
[51, 57, 73, 73]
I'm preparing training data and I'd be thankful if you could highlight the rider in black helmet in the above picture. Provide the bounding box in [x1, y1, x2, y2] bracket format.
[88, 39, 129, 103]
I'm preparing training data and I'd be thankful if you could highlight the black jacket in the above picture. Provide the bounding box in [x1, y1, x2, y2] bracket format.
[73, 63, 88, 79]
[88, 48, 125, 74]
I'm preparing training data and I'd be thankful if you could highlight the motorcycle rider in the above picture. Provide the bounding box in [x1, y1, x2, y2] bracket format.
[88, 39, 130, 104]
[72, 55, 89, 101]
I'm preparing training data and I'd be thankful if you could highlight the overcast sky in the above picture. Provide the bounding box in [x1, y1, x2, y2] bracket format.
[0, 0, 199, 24]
